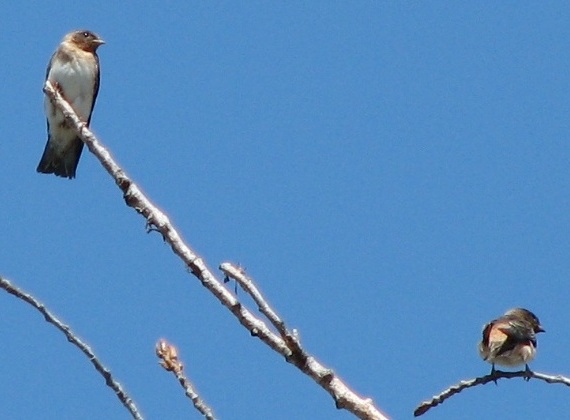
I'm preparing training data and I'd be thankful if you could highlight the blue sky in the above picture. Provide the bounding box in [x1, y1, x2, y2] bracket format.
[1, 2, 570, 419]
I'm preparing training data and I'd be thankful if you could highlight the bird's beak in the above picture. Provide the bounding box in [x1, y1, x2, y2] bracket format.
[537, 325, 545, 333]
[94, 39, 105, 46]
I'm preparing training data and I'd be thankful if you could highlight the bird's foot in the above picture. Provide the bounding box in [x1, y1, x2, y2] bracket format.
[490, 364, 499, 385]
[523, 364, 532, 382]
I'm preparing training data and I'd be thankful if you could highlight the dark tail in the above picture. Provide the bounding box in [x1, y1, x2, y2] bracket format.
[36, 136, 84, 179]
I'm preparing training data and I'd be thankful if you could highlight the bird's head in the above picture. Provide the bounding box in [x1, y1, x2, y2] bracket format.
[504, 308, 545, 334]
[65, 30, 105, 53]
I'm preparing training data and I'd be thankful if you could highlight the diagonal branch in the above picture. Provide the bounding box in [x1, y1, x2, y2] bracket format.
[43, 80, 389, 420]
[220, 263, 289, 338]
[219, 263, 307, 368]
[0, 276, 143, 420]
[414, 369, 570, 416]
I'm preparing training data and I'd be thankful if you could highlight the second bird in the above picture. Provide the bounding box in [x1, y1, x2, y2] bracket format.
[479, 308, 545, 375]
[37, 30, 104, 179]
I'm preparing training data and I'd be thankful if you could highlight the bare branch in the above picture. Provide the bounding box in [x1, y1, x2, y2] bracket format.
[219, 262, 308, 379]
[43, 80, 389, 420]
[0, 276, 143, 420]
[414, 369, 570, 416]
[219, 263, 288, 337]
[156, 339, 216, 420]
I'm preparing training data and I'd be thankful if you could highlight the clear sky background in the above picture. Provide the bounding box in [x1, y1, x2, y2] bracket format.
[1, 2, 570, 419]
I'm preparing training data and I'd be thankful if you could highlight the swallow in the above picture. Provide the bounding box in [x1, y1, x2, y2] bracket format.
[37, 30, 104, 179]
[479, 308, 545, 379]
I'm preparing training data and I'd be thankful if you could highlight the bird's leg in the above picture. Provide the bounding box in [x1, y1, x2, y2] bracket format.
[523, 364, 532, 382]
[52, 81, 63, 94]
[490, 363, 498, 385]
[51, 81, 72, 104]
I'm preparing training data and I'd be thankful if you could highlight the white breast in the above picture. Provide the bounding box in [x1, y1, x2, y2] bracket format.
[44, 52, 96, 124]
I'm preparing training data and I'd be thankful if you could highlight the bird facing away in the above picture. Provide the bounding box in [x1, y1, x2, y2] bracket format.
[37, 30, 104, 179]
[479, 308, 545, 376]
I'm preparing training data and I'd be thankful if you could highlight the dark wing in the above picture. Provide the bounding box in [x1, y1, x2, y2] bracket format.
[45, 48, 59, 80]
[481, 322, 493, 346]
[44, 51, 57, 133]
[86, 52, 100, 126]
[500, 319, 537, 342]
[495, 319, 537, 356]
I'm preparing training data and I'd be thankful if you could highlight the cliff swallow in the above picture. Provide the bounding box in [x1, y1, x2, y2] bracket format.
[37, 30, 104, 178]
[479, 308, 545, 378]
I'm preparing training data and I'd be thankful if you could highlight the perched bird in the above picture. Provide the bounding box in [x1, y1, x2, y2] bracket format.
[479, 308, 545, 378]
[37, 30, 104, 178]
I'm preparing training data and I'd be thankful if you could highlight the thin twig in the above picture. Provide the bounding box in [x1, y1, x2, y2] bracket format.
[219, 263, 306, 363]
[0, 276, 143, 420]
[43, 80, 389, 420]
[219, 263, 288, 337]
[156, 339, 216, 420]
[414, 369, 570, 416]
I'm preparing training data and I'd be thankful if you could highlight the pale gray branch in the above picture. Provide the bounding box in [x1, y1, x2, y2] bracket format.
[0, 276, 143, 420]
[43, 80, 389, 420]
[220, 262, 289, 337]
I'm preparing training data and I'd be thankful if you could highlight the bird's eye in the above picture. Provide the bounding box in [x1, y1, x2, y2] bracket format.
[83, 32, 90, 38]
